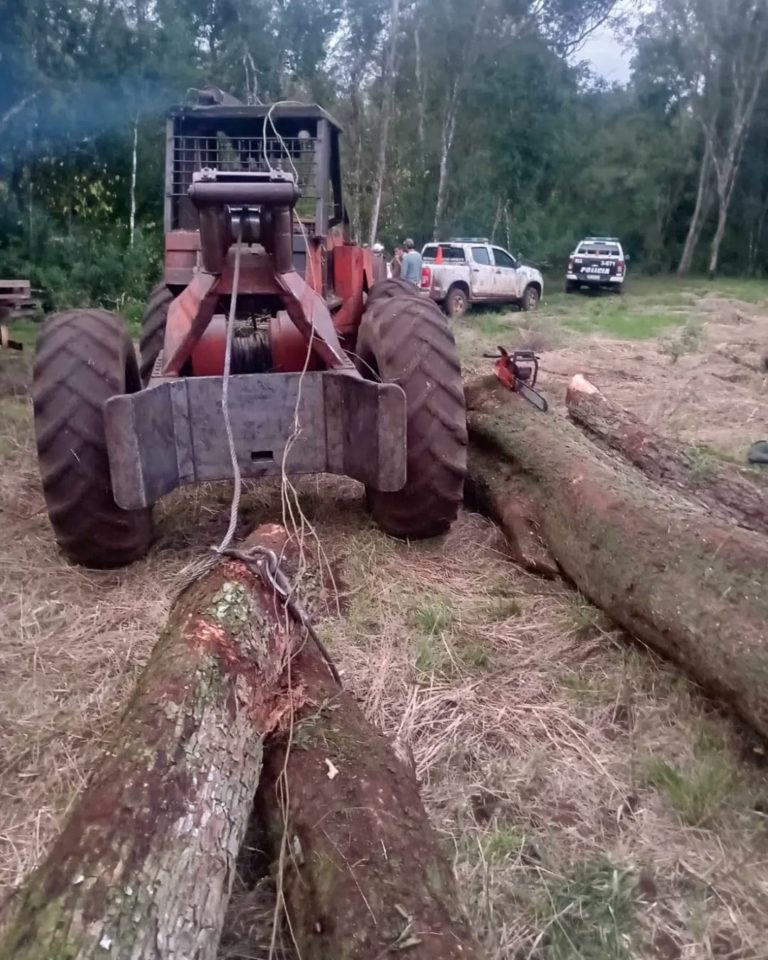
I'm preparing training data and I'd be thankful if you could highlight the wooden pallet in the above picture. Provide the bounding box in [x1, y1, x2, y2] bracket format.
[0, 279, 42, 319]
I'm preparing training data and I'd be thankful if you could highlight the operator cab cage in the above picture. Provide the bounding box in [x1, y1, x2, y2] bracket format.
[164, 98, 345, 239]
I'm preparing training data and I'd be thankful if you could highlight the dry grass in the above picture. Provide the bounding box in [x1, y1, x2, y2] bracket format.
[309, 509, 768, 959]
[2, 304, 768, 958]
[456, 285, 768, 461]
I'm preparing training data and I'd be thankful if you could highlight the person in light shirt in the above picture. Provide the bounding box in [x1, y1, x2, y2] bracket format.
[400, 238, 422, 285]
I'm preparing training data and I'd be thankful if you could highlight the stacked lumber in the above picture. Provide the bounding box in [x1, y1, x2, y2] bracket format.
[0, 279, 40, 320]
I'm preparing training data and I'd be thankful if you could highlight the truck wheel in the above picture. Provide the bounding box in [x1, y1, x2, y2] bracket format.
[366, 278, 421, 305]
[522, 285, 540, 311]
[444, 285, 468, 318]
[565, 281, 578, 294]
[139, 282, 173, 384]
[355, 295, 467, 539]
[33, 309, 153, 568]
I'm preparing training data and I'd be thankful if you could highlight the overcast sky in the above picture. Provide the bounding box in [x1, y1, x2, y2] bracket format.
[574, 1, 645, 85]
[579, 24, 633, 83]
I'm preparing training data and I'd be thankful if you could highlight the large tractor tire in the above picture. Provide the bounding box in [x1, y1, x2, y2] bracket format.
[366, 277, 422, 306]
[139, 282, 173, 384]
[356, 295, 467, 539]
[33, 309, 153, 568]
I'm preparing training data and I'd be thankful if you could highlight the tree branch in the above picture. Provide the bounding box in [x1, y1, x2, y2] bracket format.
[0, 92, 39, 134]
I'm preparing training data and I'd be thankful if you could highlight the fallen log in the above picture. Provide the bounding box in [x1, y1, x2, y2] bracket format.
[466, 376, 768, 739]
[2, 526, 480, 960]
[0, 528, 295, 960]
[253, 534, 481, 960]
[566, 374, 768, 535]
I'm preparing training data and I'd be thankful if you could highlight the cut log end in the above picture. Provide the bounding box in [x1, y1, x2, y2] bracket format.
[566, 372, 602, 402]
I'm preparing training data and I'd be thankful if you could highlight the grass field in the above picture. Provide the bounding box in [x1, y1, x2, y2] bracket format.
[466, 275, 768, 347]
[1, 276, 768, 958]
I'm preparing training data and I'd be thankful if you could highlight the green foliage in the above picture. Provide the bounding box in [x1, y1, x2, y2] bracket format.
[659, 317, 703, 360]
[413, 597, 455, 637]
[479, 825, 524, 864]
[0, 227, 161, 313]
[538, 859, 636, 960]
[2, 0, 768, 317]
[561, 299, 686, 340]
[646, 736, 737, 826]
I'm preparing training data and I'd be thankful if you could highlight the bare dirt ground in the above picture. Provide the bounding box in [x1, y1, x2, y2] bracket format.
[2, 282, 768, 959]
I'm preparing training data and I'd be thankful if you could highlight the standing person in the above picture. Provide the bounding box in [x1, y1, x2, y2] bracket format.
[390, 245, 404, 278]
[400, 238, 422, 285]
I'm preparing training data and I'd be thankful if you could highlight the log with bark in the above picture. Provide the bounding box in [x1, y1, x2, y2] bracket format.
[566, 374, 768, 535]
[1, 525, 480, 960]
[466, 375, 768, 739]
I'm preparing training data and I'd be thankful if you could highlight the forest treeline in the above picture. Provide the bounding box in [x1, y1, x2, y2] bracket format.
[1, 0, 767, 310]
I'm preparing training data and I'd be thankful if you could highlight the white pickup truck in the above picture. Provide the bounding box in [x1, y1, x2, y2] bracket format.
[419, 238, 544, 317]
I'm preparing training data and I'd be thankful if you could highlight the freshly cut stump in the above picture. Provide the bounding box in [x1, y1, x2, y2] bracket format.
[467, 375, 768, 739]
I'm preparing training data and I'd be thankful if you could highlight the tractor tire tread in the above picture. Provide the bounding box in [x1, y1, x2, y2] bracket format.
[366, 278, 423, 305]
[139, 282, 173, 384]
[33, 308, 153, 568]
[356, 295, 467, 539]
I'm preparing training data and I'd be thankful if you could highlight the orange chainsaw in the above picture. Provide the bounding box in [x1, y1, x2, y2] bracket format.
[484, 347, 548, 411]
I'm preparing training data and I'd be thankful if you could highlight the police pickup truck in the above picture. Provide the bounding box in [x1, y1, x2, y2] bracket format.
[565, 237, 627, 292]
[420, 238, 544, 317]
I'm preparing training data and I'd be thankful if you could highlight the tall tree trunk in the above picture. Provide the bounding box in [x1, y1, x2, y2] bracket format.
[430, 0, 487, 239]
[491, 196, 502, 243]
[414, 26, 427, 163]
[708, 92, 764, 276]
[747, 199, 768, 276]
[432, 78, 460, 239]
[707, 196, 730, 277]
[369, 0, 400, 247]
[677, 146, 711, 275]
[349, 66, 365, 243]
[129, 114, 138, 246]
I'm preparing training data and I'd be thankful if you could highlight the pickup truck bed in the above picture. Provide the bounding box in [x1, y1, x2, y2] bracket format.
[420, 240, 543, 317]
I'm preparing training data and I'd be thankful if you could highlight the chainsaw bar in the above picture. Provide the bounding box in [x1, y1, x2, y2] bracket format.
[516, 380, 548, 412]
